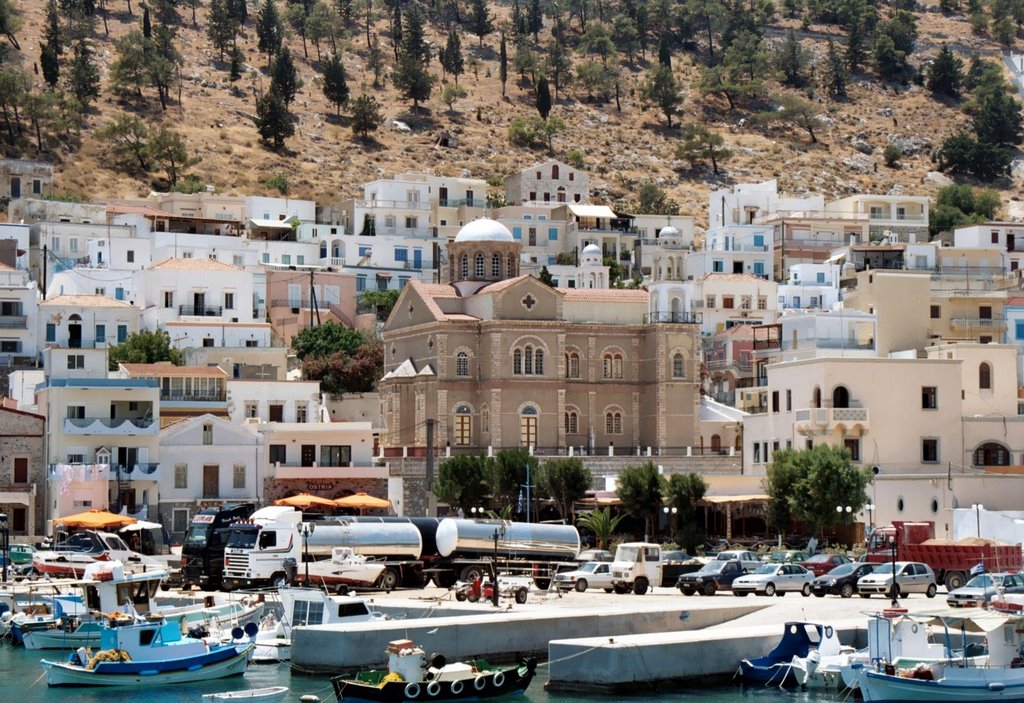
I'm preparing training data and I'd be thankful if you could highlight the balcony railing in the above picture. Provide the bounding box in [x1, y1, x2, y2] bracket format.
[111, 462, 160, 477]
[270, 298, 310, 310]
[64, 416, 157, 434]
[178, 305, 224, 317]
[950, 317, 1007, 329]
[438, 198, 487, 208]
[794, 407, 870, 435]
[160, 392, 226, 402]
[643, 312, 702, 324]
[868, 212, 925, 222]
[49, 338, 105, 349]
[359, 199, 431, 211]
[0, 314, 26, 328]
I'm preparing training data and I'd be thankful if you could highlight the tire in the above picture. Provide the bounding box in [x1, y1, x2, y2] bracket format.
[492, 672, 505, 688]
[814, 592, 825, 598]
[735, 591, 748, 596]
[944, 571, 966, 591]
[455, 591, 467, 602]
[764, 583, 776, 597]
[889, 584, 901, 600]
[515, 588, 528, 604]
[926, 583, 937, 599]
[473, 676, 487, 691]
[404, 683, 420, 698]
[801, 583, 811, 597]
[776, 591, 786, 597]
[603, 588, 613, 593]
[633, 577, 649, 596]
[534, 578, 551, 590]
[703, 582, 716, 597]
[613, 584, 629, 594]
[680, 588, 695, 596]
[434, 572, 458, 589]
[840, 583, 855, 599]
[270, 572, 287, 590]
[378, 567, 400, 591]
[450, 681, 463, 696]
[426, 681, 441, 697]
[860, 593, 871, 599]
[460, 565, 484, 583]
[575, 579, 588, 593]
[467, 591, 480, 603]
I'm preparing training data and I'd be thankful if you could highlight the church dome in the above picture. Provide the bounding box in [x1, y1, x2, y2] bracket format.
[454, 218, 514, 243]
[582, 243, 601, 255]
[659, 225, 680, 239]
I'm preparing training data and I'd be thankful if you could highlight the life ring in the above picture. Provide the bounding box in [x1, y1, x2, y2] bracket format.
[426, 682, 441, 697]
[473, 676, 487, 691]
[824, 626, 834, 639]
[450, 680, 464, 695]
[492, 671, 505, 688]
[404, 683, 421, 698]
[910, 623, 919, 634]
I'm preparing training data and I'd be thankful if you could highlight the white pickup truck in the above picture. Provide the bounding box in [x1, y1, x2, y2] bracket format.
[609, 542, 699, 595]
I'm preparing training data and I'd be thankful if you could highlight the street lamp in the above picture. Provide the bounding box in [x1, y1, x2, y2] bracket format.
[470, 507, 486, 519]
[0, 512, 8, 583]
[888, 534, 899, 608]
[491, 523, 506, 608]
[972, 504, 985, 539]
[663, 506, 678, 540]
[298, 522, 315, 585]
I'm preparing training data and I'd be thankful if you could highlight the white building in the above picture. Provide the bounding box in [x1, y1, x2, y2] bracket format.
[688, 273, 779, 336]
[777, 263, 842, 311]
[526, 242, 610, 289]
[953, 222, 1024, 273]
[164, 320, 272, 350]
[825, 193, 930, 241]
[136, 257, 256, 329]
[709, 180, 824, 229]
[228, 379, 322, 425]
[0, 262, 40, 362]
[688, 225, 774, 280]
[39, 293, 142, 357]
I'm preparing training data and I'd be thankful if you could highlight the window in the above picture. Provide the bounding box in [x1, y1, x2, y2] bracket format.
[534, 348, 544, 374]
[491, 254, 501, 277]
[454, 406, 472, 446]
[95, 324, 105, 343]
[513, 345, 543, 375]
[456, 351, 469, 377]
[94, 287, 105, 296]
[224, 293, 235, 310]
[475, 253, 485, 277]
[602, 352, 623, 379]
[740, 295, 752, 310]
[46, 323, 55, 342]
[722, 296, 734, 309]
[566, 352, 580, 379]
[975, 442, 1010, 466]
[564, 410, 578, 434]
[269, 445, 287, 464]
[548, 227, 558, 241]
[513, 348, 522, 374]
[993, 231, 1000, 244]
[528, 228, 537, 246]
[356, 275, 367, 292]
[67, 354, 85, 369]
[712, 260, 724, 273]
[507, 255, 515, 277]
[126, 250, 135, 263]
[262, 253, 270, 264]
[922, 386, 937, 409]
[481, 406, 489, 433]
[520, 406, 538, 446]
[13, 457, 28, 483]
[202, 423, 213, 445]
[460, 255, 469, 279]
[246, 339, 258, 348]
[1017, 320, 1024, 340]
[202, 338, 214, 347]
[269, 404, 284, 422]
[281, 254, 291, 265]
[233, 465, 246, 489]
[930, 305, 940, 319]
[405, 216, 417, 229]
[173, 509, 189, 533]
[394, 247, 408, 262]
[245, 402, 258, 418]
[979, 362, 992, 390]
[605, 411, 622, 434]
[174, 464, 187, 489]
[551, 164, 559, 179]
[844, 438, 860, 461]
[922, 438, 939, 463]
[672, 353, 685, 378]
[321, 445, 352, 466]
[296, 404, 308, 423]
[524, 346, 534, 374]
[771, 391, 780, 413]
[757, 296, 767, 310]
[117, 325, 128, 343]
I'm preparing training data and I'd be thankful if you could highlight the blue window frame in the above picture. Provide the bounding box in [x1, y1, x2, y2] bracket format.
[297, 255, 304, 265]
[1016, 320, 1024, 340]
[548, 227, 558, 241]
[753, 261, 765, 277]
[95, 324, 105, 343]
[282, 255, 291, 265]
[394, 247, 408, 262]
[358, 246, 371, 257]
[262, 253, 270, 263]
[115, 287, 125, 300]
[46, 323, 55, 342]
[817, 272, 826, 283]
[513, 227, 522, 240]
[356, 276, 367, 292]
[753, 234, 764, 248]
[712, 260, 724, 272]
[117, 325, 128, 343]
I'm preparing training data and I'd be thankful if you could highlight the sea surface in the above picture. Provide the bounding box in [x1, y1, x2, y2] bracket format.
[0, 641, 843, 703]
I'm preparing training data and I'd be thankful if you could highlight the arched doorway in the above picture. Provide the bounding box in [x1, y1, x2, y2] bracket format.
[711, 434, 722, 452]
[832, 386, 850, 408]
[812, 386, 822, 408]
[974, 442, 1010, 467]
[520, 406, 538, 447]
[68, 314, 82, 348]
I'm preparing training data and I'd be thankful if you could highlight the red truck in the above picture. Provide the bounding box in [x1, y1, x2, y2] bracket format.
[866, 521, 1022, 591]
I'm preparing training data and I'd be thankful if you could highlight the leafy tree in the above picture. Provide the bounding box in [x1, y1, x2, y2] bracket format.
[285, 2, 309, 59]
[927, 45, 963, 99]
[579, 21, 615, 64]
[643, 64, 682, 128]
[934, 131, 1012, 181]
[665, 473, 707, 552]
[320, 53, 349, 115]
[700, 30, 767, 109]
[207, 0, 239, 61]
[148, 126, 195, 186]
[995, 15, 1016, 46]
[785, 446, 872, 537]
[879, 9, 917, 55]
[873, 34, 911, 83]
[537, 265, 555, 286]
[110, 30, 150, 97]
[148, 25, 181, 110]
[507, 115, 564, 150]
[757, 94, 823, 143]
[635, 182, 679, 215]
[615, 461, 664, 541]
[929, 183, 1002, 235]
[256, 0, 284, 63]
[22, 91, 57, 151]
[293, 321, 367, 360]
[545, 38, 572, 101]
[469, 0, 493, 47]
[108, 329, 185, 370]
[675, 123, 732, 175]
[537, 458, 592, 522]
[350, 94, 383, 139]
[973, 89, 1023, 147]
[97, 112, 152, 171]
[883, 144, 901, 167]
[435, 455, 491, 511]
[440, 83, 466, 110]
[823, 38, 847, 98]
[306, 2, 340, 59]
[441, 29, 464, 85]
[775, 29, 809, 87]
[612, 14, 640, 64]
[576, 507, 625, 550]
[40, 41, 61, 88]
[763, 448, 803, 536]
[229, 43, 244, 81]
[488, 447, 538, 513]
[271, 46, 303, 104]
[359, 288, 399, 320]
[535, 75, 552, 119]
[392, 51, 434, 111]
[67, 39, 101, 109]
[499, 32, 508, 96]
[255, 87, 294, 149]
[301, 336, 383, 394]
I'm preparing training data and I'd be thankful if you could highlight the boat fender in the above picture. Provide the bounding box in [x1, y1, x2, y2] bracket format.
[429, 653, 446, 669]
[404, 683, 421, 699]
[990, 682, 1006, 691]
[426, 681, 441, 697]
[524, 657, 537, 673]
[244, 622, 259, 638]
[824, 626, 833, 639]
[910, 623, 918, 634]
[492, 672, 505, 688]
[473, 676, 487, 691]
[450, 681, 464, 695]
[231, 626, 244, 640]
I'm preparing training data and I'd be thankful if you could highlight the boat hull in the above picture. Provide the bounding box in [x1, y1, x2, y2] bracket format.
[203, 685, 289, 702]
[862, 670, 1024, 703]
[42, 643, 253, 686]
[739, 659, 799, 687]
[335, 661, 536, 703]
[23, 626, 104, 650]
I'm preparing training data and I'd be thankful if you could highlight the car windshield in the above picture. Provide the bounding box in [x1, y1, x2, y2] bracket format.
[769, 551, 790, 561]
[872, 563, 895, 575]
[807, 554, 832, 563]
[827, 563, 856, 576]
[716, 552, 739, 561]
[184, 525, 211, 547]
[700, 561, 728, 574]
[579, 562, 598, 573]
[617, 546, 639, 562]
[965, 574, 1000, 589]
[754, 565, 777, 575]
[225, 528, 258, 550]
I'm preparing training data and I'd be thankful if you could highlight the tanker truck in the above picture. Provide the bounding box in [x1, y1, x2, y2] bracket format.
[221, 509, 581, 591]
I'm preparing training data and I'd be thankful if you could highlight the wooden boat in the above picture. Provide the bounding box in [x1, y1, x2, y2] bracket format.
[202, 685, 289, 702]
[40, 619, 254, 686]
[332, 639, 537, 703]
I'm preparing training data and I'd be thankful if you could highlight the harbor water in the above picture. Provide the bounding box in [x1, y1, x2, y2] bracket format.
[0, 641, 841, 703]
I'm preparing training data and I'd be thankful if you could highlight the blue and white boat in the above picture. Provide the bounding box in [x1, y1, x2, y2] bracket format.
[41, 619, 254, 686]
[740, 621, 841, 686]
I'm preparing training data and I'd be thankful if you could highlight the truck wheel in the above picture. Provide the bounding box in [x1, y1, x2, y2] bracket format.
[270, 572, 288, 590]
[703, 582, 717, 597]
[455, 590, 468, 602]
[515, 588, 528, 604]
[534, 578, 551, 590]
[735, 591, 748, 597]
[860, 593, 871, 599]
[840, 583, 855, 599]
[680, 588, 695, 596]
[764, 583, 776, 597]
[944, 571, 966, 591]
[801, 583, 811, 597]
[926, 583, 937, 598]
[460, 566, 484, 583]
[434, 573, 458, 589]
[613, 584, 629, 595]
[574, 579, 588, 593]
[378, 568, 400, 591]
[633, 578, 649, 596]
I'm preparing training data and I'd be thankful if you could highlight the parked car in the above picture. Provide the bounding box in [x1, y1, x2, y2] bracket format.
[732, 563, 815, 597]
[947, 572, 1024, 608]
[811, 562, 878, 598]
[857, 561, 938, 598]
[575, 550, 614, 563]
[763, 549, 810, 564]
[677, 559, 748, 596]
[555, 561, 615, 592]
[5, 544, 36, 565]
[715, 550, 762, 572]
[801, 553, 852, 577]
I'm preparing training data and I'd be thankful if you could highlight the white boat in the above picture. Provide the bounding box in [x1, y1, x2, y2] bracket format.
[202, 685, 289, 702]
[252, 587, 386, 663]
[32, 530, 161, 578]
[859, 608, 1017, 703]
[296, 547, 387, 591]
[786, 622, 856, 689]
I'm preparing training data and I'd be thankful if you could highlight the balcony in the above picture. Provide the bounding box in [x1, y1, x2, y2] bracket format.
[358, 199, 431, 211]
[794, 407, 870, 436]
[0, 314, 26, 328]
[64, 416, 158, 435]
[438, 198, 487, 208]
[178, 305, 224, 317]
[868, 211, 925, 222]
[950, 317, 1007, 330]
[160, 391, 226, 403]
[643, 312, 702, 324]
[110, 462, 160, 478]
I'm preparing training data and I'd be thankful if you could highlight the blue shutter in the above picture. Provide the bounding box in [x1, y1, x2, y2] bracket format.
[46, 323, 55, 342]
[513, 227, 522, 240]
[117, 325, 128, 343]
[548, 228, 558, 241]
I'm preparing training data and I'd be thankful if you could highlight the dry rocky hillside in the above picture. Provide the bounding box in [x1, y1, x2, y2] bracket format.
[2, 0, 1024, 222]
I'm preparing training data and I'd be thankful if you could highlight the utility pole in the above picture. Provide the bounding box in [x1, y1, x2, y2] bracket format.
[309, 268, 321, 329]
[41, 244, 47, 300]
[425, 419, 435, 517]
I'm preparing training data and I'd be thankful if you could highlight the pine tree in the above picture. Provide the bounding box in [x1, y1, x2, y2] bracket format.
[527, 0, 542, 40]
[148, 126, 195, 186]
[256, 0, 283, 63]
[499, 32, 508, 96]
[469, 0, 493, 47]
[535, 74, 551, 119]
[320, 53, 348, 114]
[142, 5, 152, 37]
[67, 39, 100, 109]
[229, 43, 244, 81]
[974, 89, 1024, 147]
[675, 123, 732, 175]
[823, 38, 847, 98]
[390, 0, 401, 60]
[392, 51, 434, 111]
[546, 38, 571, 101]
[442, 29, 464, 85]
[401, 5, 430, 65]
[642, 64, 681, 128]
[846, 15, 866, 73]
[270, 46, 302, 104]
[927, 44, 963, 99]
[229, 0, 247, 25]
[658, 32, 671, 67]
[775, 29, 808, 88]
[110, 30, 150, 97]
[44, 0, 63, 55]
[349, 94, 383, 139]
[207, 0, 239, 61]
[255, 87, 294, 149]
[40, 41, 60, 87]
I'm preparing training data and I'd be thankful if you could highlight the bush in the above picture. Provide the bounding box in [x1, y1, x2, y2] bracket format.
[265, 172, 289, 195]
[883, 144, 901, 167]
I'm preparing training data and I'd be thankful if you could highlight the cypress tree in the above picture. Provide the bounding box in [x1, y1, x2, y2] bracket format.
[256, 0, 283, 63]
[142, 5, 151, 37]
[321, 53, 349, 114]
[229, 43, 244, 81]
[927, 44, 963, 99]
[40, 41, 60, 87]
[270, 46, 302, 104]
[44, 0, 63, 55]
[469, 0, 493, 47]
[442, 29, 464, 85]
[658, 32, 671, 67]
[536, 74, 551, 119]
[499, 32, 508, 97]
[823, 38, 847, 98]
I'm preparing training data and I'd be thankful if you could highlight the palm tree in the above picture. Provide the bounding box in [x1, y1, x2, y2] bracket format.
[577, 508, 626, 550]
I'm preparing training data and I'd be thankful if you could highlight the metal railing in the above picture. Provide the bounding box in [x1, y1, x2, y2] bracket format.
[438, 198, 487, 208]
[950, 317, 1007, 329]
[160, 392, 226, 402]
[358, 199, 431, 211]
[270, 298, 310, 310]
[0, 314, 26, 328]
[65, 417, 156, 430]
[178, 305, 224, 316]
[643, 312, 702, 324]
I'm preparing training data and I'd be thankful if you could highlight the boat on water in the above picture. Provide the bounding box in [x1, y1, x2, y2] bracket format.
[740, 621, 841, 687]
[859, 607, 1023, 703]
[32, 530, 161, 578]
[202, 685, 290, 702]
[252, 587, 386, 663]
[41, 618, 255, 686]
[331, 639, 537, 703]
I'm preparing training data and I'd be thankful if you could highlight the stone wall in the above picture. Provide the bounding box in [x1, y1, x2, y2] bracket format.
[0, 407, 45, 536]
[262, 477, 387, 505]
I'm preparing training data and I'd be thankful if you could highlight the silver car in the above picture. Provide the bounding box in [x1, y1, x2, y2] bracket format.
[732, 563, 815, 597]
[857, 561, 938, 598]
[947, 572, 1024, 608]
[554, 561, 615, 592]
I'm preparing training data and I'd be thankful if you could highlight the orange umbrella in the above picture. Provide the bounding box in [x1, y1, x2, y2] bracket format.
[334, 493, 392, 510]
[274, 493, 337, 510]
[53, 509, 138, 529]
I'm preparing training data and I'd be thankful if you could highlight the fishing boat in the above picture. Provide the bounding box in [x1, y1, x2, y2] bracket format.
[41, 618, 255, 686]
[202, 685, 290, 702]
[33, 530, 161, 578]
[740, 621, 841, 687]
[331, 639, 537, 703]
[859, 608, 1023, 703]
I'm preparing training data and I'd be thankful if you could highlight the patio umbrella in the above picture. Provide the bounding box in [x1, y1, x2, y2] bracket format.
[53, 509, 138, 529]
[334, 493, 392, 510]
[119, 520, 163, 532]
[274, 493, 337, 510]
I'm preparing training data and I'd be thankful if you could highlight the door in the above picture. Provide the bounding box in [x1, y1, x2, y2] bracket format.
[203, 465, 219, 498]
[68, 323, 82, 348]
[118, 488, 136, 514]
[194, 292, 205, 315]
[733, 261, 744, 273]
[10, 177, 20, 199]
[301, 445, 316, 467]
[13, 457, 27, 483]
[1009, 234, 1016, 252]
[438, 187, 448, 206]
[413, 249, 422, 269]
[117, 446, 138, 472]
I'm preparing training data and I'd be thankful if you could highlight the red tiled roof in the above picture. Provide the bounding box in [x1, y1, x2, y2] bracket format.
[558, 288, 648, 303]
[1006, 297, 1024, 306]
[107, 204, 178, 219]
[476, 275, 535, 294]
[120, 363, 228, 378]
[41, 294, 133, 307]
[417, 283, 460, 298]
[150, 257, 244, 272]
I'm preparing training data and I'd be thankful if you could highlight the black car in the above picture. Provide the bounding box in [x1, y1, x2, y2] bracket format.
[677, 559, 747, 596]
[811, 561, 878, 598]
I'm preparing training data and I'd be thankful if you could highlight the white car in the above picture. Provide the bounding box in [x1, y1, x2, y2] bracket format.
[715, 550, 762, 573]
[857, 561, 938, 598]
[554, 561, 615, 592]
[732, 563, 815, 597]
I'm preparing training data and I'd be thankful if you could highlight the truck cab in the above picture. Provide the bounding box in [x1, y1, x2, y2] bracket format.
[610, 542, 662, 595]
[222, 506, 304, 590]
[180, 503, 255, 590]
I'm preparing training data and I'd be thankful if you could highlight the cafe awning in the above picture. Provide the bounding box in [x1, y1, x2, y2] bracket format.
[568, 204, 617, 219]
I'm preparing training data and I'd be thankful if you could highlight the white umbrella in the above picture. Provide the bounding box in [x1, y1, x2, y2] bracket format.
[119, 521, 162, 532]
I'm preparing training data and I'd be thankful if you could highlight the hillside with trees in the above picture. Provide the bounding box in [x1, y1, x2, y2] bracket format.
[1, 0, 1024, 221]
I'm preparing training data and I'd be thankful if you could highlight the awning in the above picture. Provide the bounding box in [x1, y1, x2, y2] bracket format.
[0, 491, 32, 506]
[376, 272, 392, 279]
[248, 218, 294, 230]
[701, 494, 769, 504]
[568, 204, 617, 219]
[825, 251, 848, 264]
